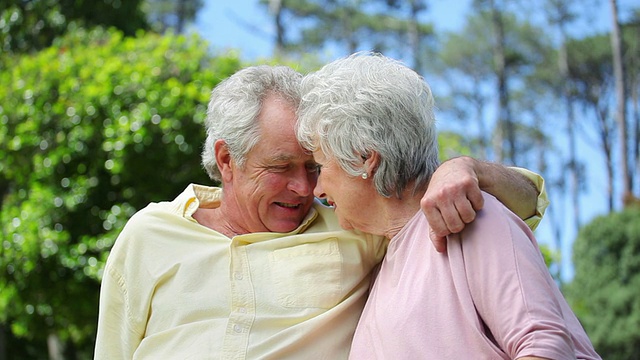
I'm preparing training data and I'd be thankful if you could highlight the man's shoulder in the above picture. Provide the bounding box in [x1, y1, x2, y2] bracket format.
[130, 183, 213, 221]
[118, 185, 201, 236]
[128, 201, 175, 223]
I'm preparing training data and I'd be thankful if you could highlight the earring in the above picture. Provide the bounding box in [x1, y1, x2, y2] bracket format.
[361, 173, 368, 180]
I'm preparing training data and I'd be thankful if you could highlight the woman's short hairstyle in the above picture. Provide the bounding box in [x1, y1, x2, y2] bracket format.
[201, 65, 302, 181]
[297, 52, 439, 198]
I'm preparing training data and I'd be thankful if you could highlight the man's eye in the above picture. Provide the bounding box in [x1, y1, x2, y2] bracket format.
[269, 165, 289, 172]
[305, 164, 321, 174]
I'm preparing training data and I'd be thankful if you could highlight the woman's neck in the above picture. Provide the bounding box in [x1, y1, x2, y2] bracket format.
[380, 192, 424, 239]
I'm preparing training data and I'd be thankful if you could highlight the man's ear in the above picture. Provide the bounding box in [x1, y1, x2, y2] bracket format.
[215, 140, 233, 182]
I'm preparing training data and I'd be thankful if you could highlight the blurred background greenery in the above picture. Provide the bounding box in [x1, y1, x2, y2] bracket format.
[1, 0, 639, 359]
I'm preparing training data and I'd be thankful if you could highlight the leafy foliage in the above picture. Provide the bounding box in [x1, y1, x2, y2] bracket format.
[260, 0, 434, 67]
[437, 11, 557, 179]
[566, 205, 640, 359]
[143, 0, 204, 33]
[0, 0, 148, 55]
[0, 26, 241, 357]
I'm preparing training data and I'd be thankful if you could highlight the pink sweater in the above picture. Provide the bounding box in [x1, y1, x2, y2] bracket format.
[349, 193, 600, 359]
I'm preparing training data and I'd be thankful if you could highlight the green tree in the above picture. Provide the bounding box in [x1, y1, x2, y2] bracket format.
[566, 33, 617, 211]
[0, 0, 148, 55]
[0, 26, 241, 358]
[543, 0, 583, 234]
[143, 0, 204, 33]
[260, 0, 434, 69]
[437, 9, 551, 165]
[566, 205, 640, 359]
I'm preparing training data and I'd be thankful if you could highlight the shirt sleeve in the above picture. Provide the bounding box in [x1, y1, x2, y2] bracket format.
[460, 193, 576, 359]
[94, 231, 145, 359]
[510, 167, 550, 231]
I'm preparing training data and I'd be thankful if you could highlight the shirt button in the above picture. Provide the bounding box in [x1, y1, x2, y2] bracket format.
[234, 272, 243, 280]
[233, 324, 242, 333]
[238, 307, 247, 314]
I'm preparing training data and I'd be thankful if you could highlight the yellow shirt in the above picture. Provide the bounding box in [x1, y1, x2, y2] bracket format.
[95, 184, 387, 359]
[516, 167, 550, 231]
[95, 169, 548, 359]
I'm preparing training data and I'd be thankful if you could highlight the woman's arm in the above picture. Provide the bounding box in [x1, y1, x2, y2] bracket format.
[458, 194, 579, 359]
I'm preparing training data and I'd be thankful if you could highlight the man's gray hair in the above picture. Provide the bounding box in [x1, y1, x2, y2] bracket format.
[296, 52, 439, 198]
[202, 65, 302, 181]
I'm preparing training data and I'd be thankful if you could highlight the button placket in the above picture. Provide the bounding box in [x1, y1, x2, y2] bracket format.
[222, 241, 256, 357]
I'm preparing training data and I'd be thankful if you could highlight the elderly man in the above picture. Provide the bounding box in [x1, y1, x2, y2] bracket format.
[94, 65, 546, 359]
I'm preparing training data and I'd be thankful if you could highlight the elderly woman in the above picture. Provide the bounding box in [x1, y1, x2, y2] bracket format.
[296, 52, 600, 359]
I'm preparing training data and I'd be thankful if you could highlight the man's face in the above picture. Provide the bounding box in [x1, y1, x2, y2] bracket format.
[225, 94, 318, 233]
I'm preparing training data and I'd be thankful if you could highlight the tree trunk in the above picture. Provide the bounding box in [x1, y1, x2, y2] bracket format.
[0, 324, 6, 360]
[558, 28, 581, 231]
[473, 78, 489, 159]
[47, 333, 64, 360]
[633, 85, 640, 195]
[630, 24, 640, 196]
[596, 106, 615, 212]
[488, 0, 514, 164]
[268, 0, 286, 57]
[344, 7, 358, 54]
[176, 0, 186, 33]
[408, 0, 422, 71]
[609, 0, 630, 203]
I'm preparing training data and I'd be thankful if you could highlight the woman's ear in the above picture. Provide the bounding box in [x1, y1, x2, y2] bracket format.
[215, 140, 234, 182]
[363, 151, 380, 175]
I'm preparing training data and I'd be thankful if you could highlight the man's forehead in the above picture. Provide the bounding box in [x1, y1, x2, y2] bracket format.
[267, 151, 315, 163]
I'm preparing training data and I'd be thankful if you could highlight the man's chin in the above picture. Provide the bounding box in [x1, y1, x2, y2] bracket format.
[266, 214, 309, 233]
[266, 202, 313, 232]
[268, 221, 303, 233]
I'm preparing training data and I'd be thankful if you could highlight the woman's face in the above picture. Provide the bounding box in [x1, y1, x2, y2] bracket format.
[312, 150, 378, 232]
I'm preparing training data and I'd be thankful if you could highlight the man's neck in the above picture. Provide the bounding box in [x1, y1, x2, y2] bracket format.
[192, 207, 244, 238]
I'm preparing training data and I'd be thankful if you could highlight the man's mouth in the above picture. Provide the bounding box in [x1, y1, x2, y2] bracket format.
[275, 202, 301, 209]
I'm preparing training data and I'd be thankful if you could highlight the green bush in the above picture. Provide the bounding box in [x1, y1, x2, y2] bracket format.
[0, 0, 148, 54]
[567, 205, 640, 359]
[0, 26, 241, 358]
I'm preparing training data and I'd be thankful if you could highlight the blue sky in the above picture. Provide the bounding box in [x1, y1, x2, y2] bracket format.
[195, 0, 472, 60]
[193, 0, 637, 281]
[194, 0, 635, 61]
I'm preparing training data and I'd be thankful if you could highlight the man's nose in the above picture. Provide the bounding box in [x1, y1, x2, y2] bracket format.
[288, 170, 313, 196]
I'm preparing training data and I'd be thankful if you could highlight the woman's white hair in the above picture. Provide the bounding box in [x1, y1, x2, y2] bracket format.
[201, 65, 302, 181]
[296, 52, 439, 198]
